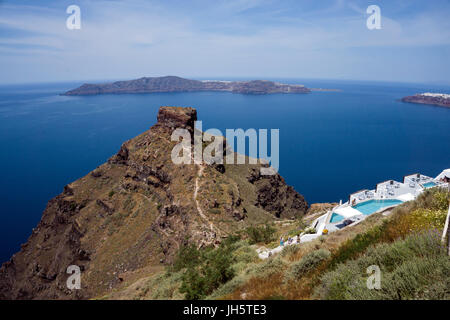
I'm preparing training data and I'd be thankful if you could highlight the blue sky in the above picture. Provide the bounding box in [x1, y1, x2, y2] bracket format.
[0, 0, 449, 84]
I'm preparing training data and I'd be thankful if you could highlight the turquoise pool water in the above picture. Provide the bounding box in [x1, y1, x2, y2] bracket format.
[423, 182, 437, 188]
[353, 199, 403, 215]
[330, 213, 345, 223]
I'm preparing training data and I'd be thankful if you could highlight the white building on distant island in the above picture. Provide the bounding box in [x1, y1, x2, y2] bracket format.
[420, 92, 450, 99]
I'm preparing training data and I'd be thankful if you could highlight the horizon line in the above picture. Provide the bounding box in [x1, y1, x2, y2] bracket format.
[1, 76, 450, 88]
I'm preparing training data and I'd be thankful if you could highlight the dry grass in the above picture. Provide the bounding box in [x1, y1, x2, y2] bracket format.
[224, 272, 285, 300]
[216, 212, 389, 300]
[220, 189, 449, 300]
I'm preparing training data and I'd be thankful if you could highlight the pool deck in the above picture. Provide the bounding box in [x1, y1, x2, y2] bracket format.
[334, 206, 361, 218]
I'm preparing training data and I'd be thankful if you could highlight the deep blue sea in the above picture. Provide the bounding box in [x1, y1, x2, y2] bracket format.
[1, 79, 450, 262]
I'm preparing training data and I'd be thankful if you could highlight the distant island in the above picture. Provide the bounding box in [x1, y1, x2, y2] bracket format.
[401, 93, 450, 108]
[62, 76, 326, 96]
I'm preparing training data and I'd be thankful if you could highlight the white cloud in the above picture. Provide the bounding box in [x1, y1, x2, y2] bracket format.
[0, 0, 449, 83]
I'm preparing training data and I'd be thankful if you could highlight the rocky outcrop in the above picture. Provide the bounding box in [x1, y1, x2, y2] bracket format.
[62, 76, 311, 96]
[155, 106, 197, 135]
[247, 168, 308, 219]
[0, 106, 308, 300]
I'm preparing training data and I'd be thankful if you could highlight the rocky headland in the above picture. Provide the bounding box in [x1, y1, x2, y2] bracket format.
[0, 106, 308, 300]
[401, 93, 450, 108]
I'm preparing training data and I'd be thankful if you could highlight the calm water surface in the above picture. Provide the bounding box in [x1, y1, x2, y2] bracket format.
[1, 79, 449, 262]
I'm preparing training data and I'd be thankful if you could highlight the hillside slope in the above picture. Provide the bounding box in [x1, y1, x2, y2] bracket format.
[0, 106, 307, 300]
[219, 188, 449, 300]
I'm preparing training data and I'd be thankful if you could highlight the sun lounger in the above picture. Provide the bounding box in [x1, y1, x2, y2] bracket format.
[342, 219, 354, 227]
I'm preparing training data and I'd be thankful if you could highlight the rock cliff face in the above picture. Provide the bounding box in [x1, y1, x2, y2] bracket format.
[0, 106, 308, 300]
[62, 76, 311, 96]
[247, 168, 308, 218]
[401, 94, 450, 108]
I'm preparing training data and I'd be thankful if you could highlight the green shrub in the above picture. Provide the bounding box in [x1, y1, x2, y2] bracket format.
[314, 231, 449, 300]
[233, 245, 258, 264]
[303, 227, 316, 234]
[180, 246, 235, 300]
[284, 249, 330, 282]
[231, 261, 250, 274]
[245, 223, 276, 244]
[415, 189, 450, 211]
[408, 208, 447, 231]
[281, 244, 300, 258]
[328, 222, 387, 267]
[354, 230, 444, 273]
[172, 244, 201, 272]
[247, 257, 287, 278]
[144, 271, 184, 300]
[176, 236, 240, 300]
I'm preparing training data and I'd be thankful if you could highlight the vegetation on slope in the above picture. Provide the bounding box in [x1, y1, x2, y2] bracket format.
[218, 188, 450, 300]
[103, 188, 449, 300]
[315, 230, 449, 299]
